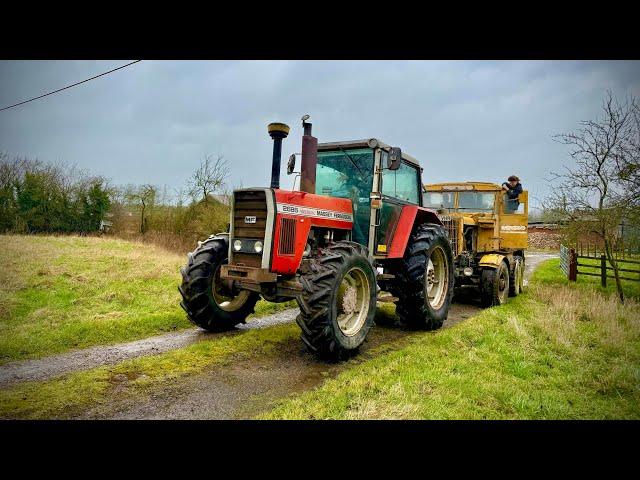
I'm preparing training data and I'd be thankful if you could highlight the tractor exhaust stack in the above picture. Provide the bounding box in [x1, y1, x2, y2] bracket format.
[268, 122, 290, 189]
[300, 119, 317, 194]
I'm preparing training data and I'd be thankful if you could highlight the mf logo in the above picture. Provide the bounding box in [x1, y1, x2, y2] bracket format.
[244, 216, 257, 224]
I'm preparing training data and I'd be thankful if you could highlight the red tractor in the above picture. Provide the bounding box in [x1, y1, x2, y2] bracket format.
[179, 117, 454, 360]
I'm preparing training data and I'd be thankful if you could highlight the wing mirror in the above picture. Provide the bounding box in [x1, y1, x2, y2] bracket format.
[387, 147, 402, 170]
[287, 154, 296, 175]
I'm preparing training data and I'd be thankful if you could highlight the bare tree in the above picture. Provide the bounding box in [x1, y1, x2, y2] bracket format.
[126, 184, 156, 234]
[187, 155, 230, 204]
[544, 91, 639, 303]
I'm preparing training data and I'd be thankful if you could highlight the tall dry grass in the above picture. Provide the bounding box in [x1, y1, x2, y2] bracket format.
[530, 282, 640, 353]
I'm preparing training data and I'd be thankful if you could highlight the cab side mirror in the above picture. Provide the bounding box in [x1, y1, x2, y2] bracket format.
[387, 147, 402, 170]
[287, 154, 296, 175]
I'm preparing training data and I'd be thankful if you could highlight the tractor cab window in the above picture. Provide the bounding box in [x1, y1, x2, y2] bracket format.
[458, 192, 495, 212]
[424, 191, 455, 211]
[316, 148, 375, 246]
[381, 161, 420, 204]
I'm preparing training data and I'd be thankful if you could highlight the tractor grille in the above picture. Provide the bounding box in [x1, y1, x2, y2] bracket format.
[232, 190, 268, 268]
[279, 217, 296, 255]
[441, 217, 460, 255]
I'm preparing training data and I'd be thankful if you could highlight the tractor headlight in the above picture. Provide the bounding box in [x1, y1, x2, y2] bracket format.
[463, 267, 473, 276]
[233, 240, 242, 251]
[254, 241, 263, 253]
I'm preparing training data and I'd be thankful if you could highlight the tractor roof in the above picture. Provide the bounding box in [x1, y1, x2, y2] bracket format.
[318, 139, 420, 167]
[425, 181, 503, 192]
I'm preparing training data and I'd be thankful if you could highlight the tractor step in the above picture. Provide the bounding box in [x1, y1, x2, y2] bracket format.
[377, 273, 396, 281]
[376, 293, 399, 303]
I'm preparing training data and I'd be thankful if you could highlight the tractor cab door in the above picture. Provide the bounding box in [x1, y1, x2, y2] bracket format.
[499, 190, 528, 250]
[372, 158, 422, 256]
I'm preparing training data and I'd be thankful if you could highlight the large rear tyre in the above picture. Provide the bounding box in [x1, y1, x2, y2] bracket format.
[296, 241, 376, 361]
[391, 224, 454, 330]
[480, 260, 510, 307]
[179, 236, 259, 331]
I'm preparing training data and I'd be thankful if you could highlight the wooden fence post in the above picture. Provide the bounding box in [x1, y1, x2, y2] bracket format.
[600, 254, 607, 287]
[569, 248, 577, 282]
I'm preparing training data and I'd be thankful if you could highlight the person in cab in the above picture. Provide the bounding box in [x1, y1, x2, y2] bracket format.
[502, 175, 523, 213]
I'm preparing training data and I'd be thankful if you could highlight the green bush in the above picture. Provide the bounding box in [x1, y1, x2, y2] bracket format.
[0, 154, 110, 234]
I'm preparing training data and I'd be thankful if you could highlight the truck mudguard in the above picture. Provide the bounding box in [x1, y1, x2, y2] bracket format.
[478, 253, 507, 269]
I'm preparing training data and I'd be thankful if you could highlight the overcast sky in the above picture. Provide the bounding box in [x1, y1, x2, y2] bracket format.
[1, 60, 639, 211]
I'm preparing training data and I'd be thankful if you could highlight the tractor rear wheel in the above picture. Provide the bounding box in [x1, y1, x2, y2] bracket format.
[296, 241, 376, 361]
[179, 236, 259, 331]
[509, 256, 524, 297]
[392, 224, 454, 330]
[480, 260, 510, 307]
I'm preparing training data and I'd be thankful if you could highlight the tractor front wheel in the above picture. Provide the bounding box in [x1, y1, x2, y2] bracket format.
[179, 236, 259, 331]
[296, 241, 376, 361]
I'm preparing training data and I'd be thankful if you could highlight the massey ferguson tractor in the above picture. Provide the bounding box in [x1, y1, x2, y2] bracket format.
[423, 182, 529, 307]
[179, 117, 454, 360]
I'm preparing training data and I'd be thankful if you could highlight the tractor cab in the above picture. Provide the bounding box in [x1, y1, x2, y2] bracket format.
[291, 138, 425, 258]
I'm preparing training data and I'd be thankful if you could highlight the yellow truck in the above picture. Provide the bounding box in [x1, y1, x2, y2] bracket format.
[423, 182, 528, 306]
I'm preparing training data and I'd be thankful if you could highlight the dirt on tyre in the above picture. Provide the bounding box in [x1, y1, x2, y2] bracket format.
[179, 235, 259, 331]
[391, 223, 454, 330]
[509, 255, 524, 297]
[296, 241, 376, 361]
[480, 260, 510, 307]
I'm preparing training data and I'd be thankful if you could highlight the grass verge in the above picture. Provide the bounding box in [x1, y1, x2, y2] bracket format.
[260, 259, 640, 419]
[0, 234, 294, 363]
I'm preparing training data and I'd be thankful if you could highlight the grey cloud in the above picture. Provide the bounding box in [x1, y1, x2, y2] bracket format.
[1, 60, 639, 210]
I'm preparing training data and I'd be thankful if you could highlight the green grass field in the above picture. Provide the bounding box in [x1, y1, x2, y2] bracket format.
[0, 235, 293, 363]
[260, 259, 640, 419]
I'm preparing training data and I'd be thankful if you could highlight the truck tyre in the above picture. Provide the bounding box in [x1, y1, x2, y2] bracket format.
[509, 256, 524, 297]
[392, 224, 454, 330]
[480, 260, 510, 307]
[179, 236, 259, 331]
[296, 241, 376, 361]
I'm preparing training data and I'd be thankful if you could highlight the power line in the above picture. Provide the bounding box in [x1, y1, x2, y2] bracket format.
[0, 60, 142, 112]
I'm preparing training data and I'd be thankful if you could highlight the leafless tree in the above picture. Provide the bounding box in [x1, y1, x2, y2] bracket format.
[187, 155, 230, 204]
[544, 91, 639, 302]
[126, 184, 156, 234]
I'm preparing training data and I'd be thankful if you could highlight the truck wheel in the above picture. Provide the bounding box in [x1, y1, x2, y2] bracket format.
[296, 241, 376, 361]
[179, 236, 259, 331]
[392, 224, 454, 330]
[509, 256, 524, 297]
[480, 260, 510, 307]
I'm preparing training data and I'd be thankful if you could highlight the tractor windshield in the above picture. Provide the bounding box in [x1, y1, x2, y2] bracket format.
[316, 148, 374, 246]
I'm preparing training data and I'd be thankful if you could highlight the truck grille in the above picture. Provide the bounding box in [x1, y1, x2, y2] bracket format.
[441, 217, 460, 255]
[279, 217, 296, 255]
[232, 190, 267, 268]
